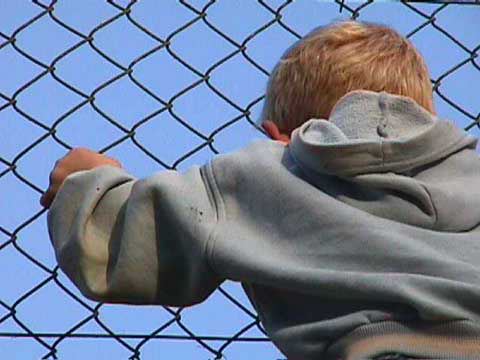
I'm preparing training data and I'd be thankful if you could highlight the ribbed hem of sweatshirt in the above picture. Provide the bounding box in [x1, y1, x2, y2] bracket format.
[325, 319, 480, 360]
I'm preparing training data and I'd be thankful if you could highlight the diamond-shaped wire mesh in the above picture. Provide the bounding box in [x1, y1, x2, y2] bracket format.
[0, 0, 479, 359]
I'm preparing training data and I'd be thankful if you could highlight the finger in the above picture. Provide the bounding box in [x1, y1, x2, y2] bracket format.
[40, 190, 53, 208]
[41, 172, 55, 208]
[110, 158, 122, 168]
[40, 182, 61, 209]
[41, 188, 58, 209]
[48, 168, 67, 190]
[40, 189, 50, 208]
[48, 170, 56, 189]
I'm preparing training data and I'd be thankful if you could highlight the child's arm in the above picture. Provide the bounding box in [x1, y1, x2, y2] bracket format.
[44, 148, 222, 306]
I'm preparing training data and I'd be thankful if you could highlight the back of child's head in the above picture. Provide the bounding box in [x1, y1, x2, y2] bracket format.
[260, 20, 435, 136]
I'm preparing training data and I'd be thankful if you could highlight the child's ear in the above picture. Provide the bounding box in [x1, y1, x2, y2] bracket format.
[262, 120, 290, 144]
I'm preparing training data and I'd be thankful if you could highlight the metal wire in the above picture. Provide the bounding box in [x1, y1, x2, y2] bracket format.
[0, 1, 479, 359]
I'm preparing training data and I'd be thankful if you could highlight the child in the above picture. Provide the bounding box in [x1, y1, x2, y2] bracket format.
[43, 21, 480, 360]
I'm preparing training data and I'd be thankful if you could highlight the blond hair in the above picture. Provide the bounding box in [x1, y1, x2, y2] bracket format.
[260, 20, 435, 135]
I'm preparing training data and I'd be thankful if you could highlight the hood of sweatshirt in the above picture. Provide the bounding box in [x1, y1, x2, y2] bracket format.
[289, 90, 479, 232]
[290, 90, 476, 177]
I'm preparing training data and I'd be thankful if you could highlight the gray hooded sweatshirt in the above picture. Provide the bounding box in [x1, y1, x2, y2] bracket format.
[48, 91, 480, 360]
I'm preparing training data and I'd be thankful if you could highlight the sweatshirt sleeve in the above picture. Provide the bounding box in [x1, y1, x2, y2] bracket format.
[47, 164, 222, 307]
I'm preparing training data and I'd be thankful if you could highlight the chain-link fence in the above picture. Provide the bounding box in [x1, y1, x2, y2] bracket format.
[0, 0, 479, 359]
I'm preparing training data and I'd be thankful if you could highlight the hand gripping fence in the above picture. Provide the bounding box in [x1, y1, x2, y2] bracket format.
[0, 1, 479, 359]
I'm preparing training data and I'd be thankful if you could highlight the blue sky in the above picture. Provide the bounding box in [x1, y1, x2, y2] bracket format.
[0, 1, 479, 359]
